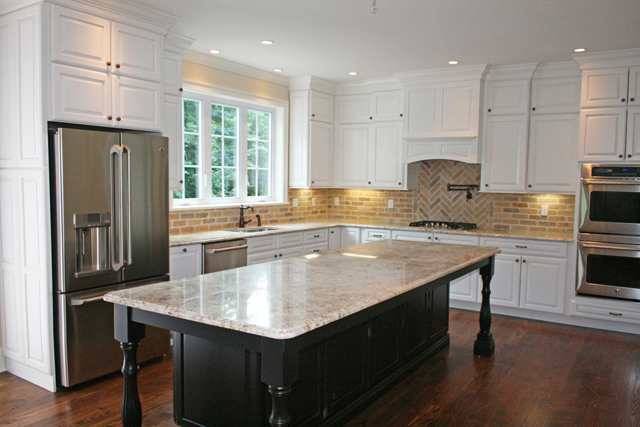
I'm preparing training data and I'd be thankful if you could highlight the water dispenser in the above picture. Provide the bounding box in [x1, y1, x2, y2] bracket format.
[73, 213, 111, 278]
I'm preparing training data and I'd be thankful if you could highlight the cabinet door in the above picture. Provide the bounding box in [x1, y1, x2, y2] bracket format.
[485, 79, 531, 115]
[341, 227, 361, 247]
[165, 94, 183, 190]
[326, 324, 367, 414]
[288, 90, 310, 188]
[309, 121, 332, 187]
[337, 124, 371, 187]
[527, 113, 578, 194]
[309, 91, 333, 123]
[519, 256, 566, 314]
[490, 254, 521, 308]
[373, 90, 403, 121]
[276, 231, 303, 248]
[530, 76, 581, 114]
[580, 67, 629, 108]
[371, 123, 403, 188]
[328, 227, 341, 249]
[247, 250, 277, 265]
[111, 22, 163, 82]
[435, 234, 480, 302]
[112, 76, 163, 131]
[169, 245, 202, 280]
[441, 82, 477, 135]
[626, 106, 640, 161]
[481, 115, 528, 192]
[339, 94, 373, 123]
[629, 66, 640, 107]
[50, 5, 110, 70]
[163, 50, 183, 95]
[578, 107, 627, 161]
[404, 86, 439, 136]
[368, 309, 400, 383]
[51, 64, 112, 126]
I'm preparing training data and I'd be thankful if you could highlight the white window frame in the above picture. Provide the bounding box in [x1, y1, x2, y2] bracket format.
[173, 84, 288, 209]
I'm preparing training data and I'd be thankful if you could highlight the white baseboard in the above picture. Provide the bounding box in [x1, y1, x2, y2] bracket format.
[5, 358, 55, 392]
[0, 348, 5, 373]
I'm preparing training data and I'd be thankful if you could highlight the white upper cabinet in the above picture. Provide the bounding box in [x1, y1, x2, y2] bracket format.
[481, 114, 529, 192]
[527, 114, 578, 193]
[52, 64, 112, 125]
[371, 123, 403, 188]
[110, 22, 163, 82]
[336, 124, 371, 187]
[310, 91, 333, 123]
[373, 90, 403, 121]
[485, 79, 531, 115]
[164, 94, 183, 190]
[530, 76, 581, 114]
[112, 75, 162, 130]
[630, 66, 640, 106]
[163, 51, 183, 95]
[580, 67, 630, 108]
[308, 121, 333, 187]
[578, 107, 628, 161]
[626, 107, 640, 161]
[339, 94, 373, 123]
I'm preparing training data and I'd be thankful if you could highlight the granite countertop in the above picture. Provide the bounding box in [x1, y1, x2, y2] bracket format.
[170, 220, 573, 247]
[105, 240, 501, 339]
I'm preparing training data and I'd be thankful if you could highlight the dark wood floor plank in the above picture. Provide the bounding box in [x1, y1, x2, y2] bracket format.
[0, 309, 638, 427]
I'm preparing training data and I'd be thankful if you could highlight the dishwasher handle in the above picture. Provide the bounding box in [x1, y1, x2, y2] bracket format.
[205, 244, 248, 255]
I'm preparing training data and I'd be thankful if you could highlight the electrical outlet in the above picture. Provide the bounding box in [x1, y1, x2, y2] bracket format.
[312, 198, 316, 206]
[541, 205, 549, 216]
[292, 198, 298, 208]
[388, 199, 394, 208]
[334, 197, 339, 206]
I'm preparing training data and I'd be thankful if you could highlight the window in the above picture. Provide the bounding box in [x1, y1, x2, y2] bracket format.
[173, 91, 285, 207]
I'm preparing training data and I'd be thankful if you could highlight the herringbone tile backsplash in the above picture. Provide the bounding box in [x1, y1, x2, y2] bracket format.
[169, 160, 575, 235]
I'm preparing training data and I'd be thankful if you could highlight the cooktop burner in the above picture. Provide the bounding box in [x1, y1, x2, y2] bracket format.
[409, 220, 477, 231]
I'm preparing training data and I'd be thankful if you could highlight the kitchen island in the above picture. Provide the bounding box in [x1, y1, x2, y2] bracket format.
[105, 240, 500, 427]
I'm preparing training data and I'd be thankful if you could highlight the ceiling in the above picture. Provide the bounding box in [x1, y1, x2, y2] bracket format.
[132, 0, 640, 83]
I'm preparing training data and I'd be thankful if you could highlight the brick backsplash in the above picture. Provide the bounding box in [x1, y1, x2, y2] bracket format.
[169, 161, 575, 235]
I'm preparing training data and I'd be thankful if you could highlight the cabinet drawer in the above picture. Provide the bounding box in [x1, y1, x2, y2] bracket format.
[573, 300, 640, 324]
[277, 246, 304, 260]
[392, 230, 432, 242]
[247, 250, 277, 265]
[433, 233, 479, 245]
[362, 228, 391, 242]
[304, 229, 328, 244]
[277, 231, 303, 248]
[480, 237, 567, 257]
[304, 242, 328, 255]
[247, 235, 277, 253]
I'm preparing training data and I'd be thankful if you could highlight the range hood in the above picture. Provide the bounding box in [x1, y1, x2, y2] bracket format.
[403, 136, 480, 164]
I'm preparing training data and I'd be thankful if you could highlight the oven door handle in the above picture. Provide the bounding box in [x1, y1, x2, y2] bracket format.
[582, 178, 640, 185]
[580, 242, 640, 251]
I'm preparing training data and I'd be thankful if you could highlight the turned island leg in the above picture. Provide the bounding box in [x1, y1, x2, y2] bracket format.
[261, 339, 299, 427]
[474, 257, 495, 356]
[114, 304, 146, 427]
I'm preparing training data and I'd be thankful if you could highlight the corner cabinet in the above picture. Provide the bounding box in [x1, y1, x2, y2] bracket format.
[289, 90, 334, 188]
[50, 5, 164, 131]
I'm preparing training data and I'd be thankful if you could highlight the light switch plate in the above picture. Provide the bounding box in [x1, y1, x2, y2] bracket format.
[292, 198, 298, 208]
[388, 199, 394, 208]
[541, 205, 548, 216]
[334, 197, 339, 206]
[312, 198, 316, 206]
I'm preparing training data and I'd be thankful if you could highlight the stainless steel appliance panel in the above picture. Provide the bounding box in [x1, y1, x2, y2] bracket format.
[53, 128, 122, 292]
[120, 133, 169, 282]
[57, 277, 171, 388]
[203, 240, 248, 273]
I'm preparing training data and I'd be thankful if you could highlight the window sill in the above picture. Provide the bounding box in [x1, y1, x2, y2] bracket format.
[170, 201, 290, 211]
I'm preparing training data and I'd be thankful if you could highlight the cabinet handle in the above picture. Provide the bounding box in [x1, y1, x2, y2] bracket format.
[182, 248, 187, 252]
[621, 98, 626, 102]
[179, 88, 183, 92]
[314, 234, 320, 238]
[609, 312, 623, 316]
[531, 107, 536, 111]
[515, 245, 527, 248]
[106, 61, 111, 66]
[116, 63, 121, 69]
[313, 249, 320, 252]
[117, 117, 122, 121]
[619, 154, 623, 158]
[515, 259, 519, 263]
[107, 115, 113, 120]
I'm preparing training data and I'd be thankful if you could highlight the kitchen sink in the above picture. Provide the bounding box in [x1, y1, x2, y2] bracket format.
[227, 227, 282, 233]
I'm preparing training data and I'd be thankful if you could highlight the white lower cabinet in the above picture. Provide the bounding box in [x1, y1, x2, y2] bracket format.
[247, 229, 331, 265]
[169, 244, 202, 280]
[328, 227, 341, 249]
[304, 242, 328, 254]
[361, 228, 391, 243]
[341, 227, 361, 247]
[480, 237, 567, 314]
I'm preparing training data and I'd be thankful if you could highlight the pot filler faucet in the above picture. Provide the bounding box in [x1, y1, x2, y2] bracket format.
[239, 205, 254, 228]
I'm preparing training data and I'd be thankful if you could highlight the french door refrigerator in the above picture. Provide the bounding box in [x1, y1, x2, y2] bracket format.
[50, 127, 171, 388]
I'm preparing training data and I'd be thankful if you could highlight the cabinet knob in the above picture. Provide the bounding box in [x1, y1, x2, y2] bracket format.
[180, 180, 184, 184]
[106, 61, 111, 66]
[183, 248, 187, 252]
[311, 113, 315, 117]
[629, 154, 633, 158]
[619, 154, 624, 158]
[179, 88, 183, 92]
[528, 184, 532, 188]
[331, 231, 334, 234]
[274, 255, 278, 258]
[116, 63, 121, 69]
[369, 117, 373, 120]
[488, 108, 492, 112]
[107, 115, 113, 120]
[434, 237, 438, 241]
[311, 180, 315, 184]
[279, 254, 283, 257]
[117, 117, 122, 121]
[368, 181, 371, 184]
[531, 107, 536, 111]
[630, 98, 635, 102]
[515, 259, 519, 263]
[400, 113, 403, 117]
[621, 98, 626, 102]
[485, 184, 488, 187]
[522, 259, 527, 263]
[398, 182, 402, 185]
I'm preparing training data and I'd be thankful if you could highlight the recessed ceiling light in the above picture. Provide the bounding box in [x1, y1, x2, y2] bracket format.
[574, 48, 587, 53]
[348, 72, 358, 76]
[209, 49, 221, 54]
[261, 40, 273, 45]
[448, 60, 459, 65]
[273, 68, 283, 72]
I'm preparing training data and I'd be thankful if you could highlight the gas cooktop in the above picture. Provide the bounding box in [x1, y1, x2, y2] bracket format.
[409, 220, 477, 231]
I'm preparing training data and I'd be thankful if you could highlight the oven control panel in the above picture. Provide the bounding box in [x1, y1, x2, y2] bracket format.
[592, 166, 640, 178]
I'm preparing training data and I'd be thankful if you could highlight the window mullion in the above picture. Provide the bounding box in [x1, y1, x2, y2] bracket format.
[202, 101, 213, 202]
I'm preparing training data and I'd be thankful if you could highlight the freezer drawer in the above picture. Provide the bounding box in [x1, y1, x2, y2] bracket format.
[56, 278, 171, 388]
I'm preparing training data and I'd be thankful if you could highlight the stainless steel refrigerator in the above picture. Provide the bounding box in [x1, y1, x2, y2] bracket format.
[50, 126, 171, 388]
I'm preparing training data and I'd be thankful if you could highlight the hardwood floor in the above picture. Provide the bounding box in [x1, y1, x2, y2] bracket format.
[1, 309, 638, 427]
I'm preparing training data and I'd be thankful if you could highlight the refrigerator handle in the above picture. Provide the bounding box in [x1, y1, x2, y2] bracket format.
[123, 145, 133, 268]
[110, 145, 124, 272]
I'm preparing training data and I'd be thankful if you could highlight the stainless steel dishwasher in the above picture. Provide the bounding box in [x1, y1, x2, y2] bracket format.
[203, 239, 248, 273]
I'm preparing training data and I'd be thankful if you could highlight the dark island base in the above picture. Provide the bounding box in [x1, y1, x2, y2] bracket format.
[173, 284, 450, 427]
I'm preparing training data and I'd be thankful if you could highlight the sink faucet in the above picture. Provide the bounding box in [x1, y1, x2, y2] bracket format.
[239, 205, 254, 228]
[256, 214, 262, 227]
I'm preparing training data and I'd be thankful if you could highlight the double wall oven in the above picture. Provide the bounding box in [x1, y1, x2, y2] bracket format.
[578, 164, 640, 301]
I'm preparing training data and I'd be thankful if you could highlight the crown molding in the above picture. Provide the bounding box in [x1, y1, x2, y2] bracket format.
[335, 77, 402, 95]
[572, 48, 640, 70]
[396, 64, 490, 86]
[533, 61, 581, 79]
[485, 63, 539, 81]
[165, 32, 194, 55]
[288, 76, 337, 94]
[183, 50, 290, 87]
